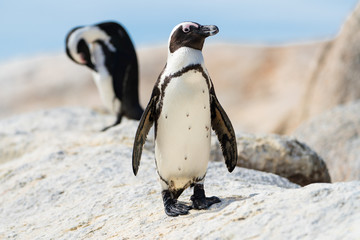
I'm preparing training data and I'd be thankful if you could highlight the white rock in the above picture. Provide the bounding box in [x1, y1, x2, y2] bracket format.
[0, 107, 359, 239]
[294, 100, 360, 182]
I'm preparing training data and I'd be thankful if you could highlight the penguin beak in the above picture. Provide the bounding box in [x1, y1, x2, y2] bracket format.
[198, 25, 219, 37]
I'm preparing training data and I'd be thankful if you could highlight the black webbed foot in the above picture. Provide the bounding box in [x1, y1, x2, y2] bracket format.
[190, 184, 221, 210]
[162, 190, 191, 217]
[165, 200, 192, 217]
[191, 195, 220, 209]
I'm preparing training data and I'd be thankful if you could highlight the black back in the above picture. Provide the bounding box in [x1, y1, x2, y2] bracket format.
[96, 22, 143, 119]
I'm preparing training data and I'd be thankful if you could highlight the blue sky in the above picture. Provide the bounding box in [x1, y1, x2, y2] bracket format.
[0, 0, 357, 61]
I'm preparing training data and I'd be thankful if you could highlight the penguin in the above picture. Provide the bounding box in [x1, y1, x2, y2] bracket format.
[132, 22, 237, 217]
[65, 21, 143, 131]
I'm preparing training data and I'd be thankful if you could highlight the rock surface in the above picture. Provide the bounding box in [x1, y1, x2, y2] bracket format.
[1, 107, 359, 239]
[294, 3, 360, 129]
[294, 100, 360, 182]
[211, 133, 331, 186]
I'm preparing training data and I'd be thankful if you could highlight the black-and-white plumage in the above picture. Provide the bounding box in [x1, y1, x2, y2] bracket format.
[132, 22, 237, 217]
[65, 21, 143, 131]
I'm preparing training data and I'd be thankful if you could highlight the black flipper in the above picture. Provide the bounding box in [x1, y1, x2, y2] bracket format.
[117, 55, 144, 120]
[132, 89, 159, 175]
[111, 50, 127, 103]
[210, 88, 238, 172]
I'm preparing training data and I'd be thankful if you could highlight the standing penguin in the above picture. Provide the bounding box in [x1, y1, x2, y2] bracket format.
[65, 21, 143, 131]
[132, 22, 237, 217]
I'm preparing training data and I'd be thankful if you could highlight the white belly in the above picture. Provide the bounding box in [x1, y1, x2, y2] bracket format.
[155, 71, 211, 190]
[91, 43, 121, 115]
[92, 72, 121, 114]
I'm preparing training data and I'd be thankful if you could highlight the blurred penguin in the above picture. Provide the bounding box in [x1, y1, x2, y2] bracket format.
[66, 21, 143, 131]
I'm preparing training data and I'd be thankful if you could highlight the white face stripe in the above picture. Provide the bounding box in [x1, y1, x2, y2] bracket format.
[67, 26, 116, 64]
[67, 27, 89, 64]
[182, 22, 199, 32]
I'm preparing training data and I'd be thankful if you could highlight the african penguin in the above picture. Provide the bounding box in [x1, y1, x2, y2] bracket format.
[132, 22, 237, 217]
[65, 21, 143, 131]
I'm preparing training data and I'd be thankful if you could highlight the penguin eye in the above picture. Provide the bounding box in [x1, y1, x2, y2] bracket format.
[183, 27, 190, 33]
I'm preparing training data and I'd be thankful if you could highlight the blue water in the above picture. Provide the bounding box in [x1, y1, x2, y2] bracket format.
[0, 0, 357, 61]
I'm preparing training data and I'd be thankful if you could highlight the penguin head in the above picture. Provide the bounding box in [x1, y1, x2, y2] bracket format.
[168, 22, 219, 53]
[65, 26, 96, 70]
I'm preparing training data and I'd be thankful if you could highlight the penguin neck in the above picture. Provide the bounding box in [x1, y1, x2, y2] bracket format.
[166, 47, 204, 73]
[84, 28, 116, 51]
[90, 42, 108, 74]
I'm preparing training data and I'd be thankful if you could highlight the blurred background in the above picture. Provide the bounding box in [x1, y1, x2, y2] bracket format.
[0, 0, 356, 61]
[0, 0, 359, 134]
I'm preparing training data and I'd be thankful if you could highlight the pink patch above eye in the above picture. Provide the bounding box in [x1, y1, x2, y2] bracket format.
[79, 53, 87, 64]
[182, 22, 199, 32]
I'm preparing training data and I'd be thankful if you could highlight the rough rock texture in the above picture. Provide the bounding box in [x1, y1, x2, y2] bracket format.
[1, 107, 329, 186]
[211, 133, 331, 186]
[1, 107, 359, 239]
[294, 100, 360, 182]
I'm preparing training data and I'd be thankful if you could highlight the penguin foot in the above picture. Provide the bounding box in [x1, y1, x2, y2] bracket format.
[101, 125, 113, 132]
[190, 183, 221, 210]
[164, 200, 192, 217]
[190, 195, 221, 210]
[101, 114, 123, 132]
[101, 121, 119, 132]
[162, 190, 191, 217]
